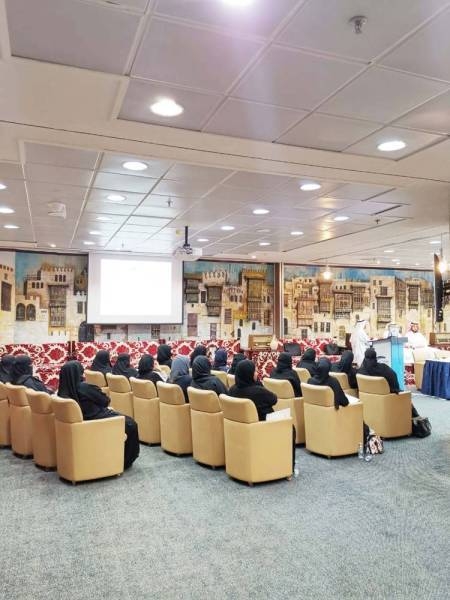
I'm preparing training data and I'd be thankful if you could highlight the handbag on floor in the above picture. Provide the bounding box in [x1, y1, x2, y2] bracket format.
[366, 434, 384, 455]
[412, 416, 432, 438]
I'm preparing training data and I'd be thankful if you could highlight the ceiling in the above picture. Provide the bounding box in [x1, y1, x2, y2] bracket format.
[1, 0, 450, 270]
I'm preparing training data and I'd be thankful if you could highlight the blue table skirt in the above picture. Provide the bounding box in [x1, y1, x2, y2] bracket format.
[421, 360, 450, 400]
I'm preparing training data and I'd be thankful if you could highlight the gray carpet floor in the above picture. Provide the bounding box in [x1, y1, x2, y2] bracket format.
[1, 393, 449, 600]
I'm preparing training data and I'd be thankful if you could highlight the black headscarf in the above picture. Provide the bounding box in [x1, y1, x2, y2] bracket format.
[90, 350, 112, 374]
[299, 348, 317, 375]
[228, 359, 277, 421]
[234, 359, 257, 388]
[191, 356, 227, 395]
[190, 345, 207, 367]
[112, 353, 138, 379]
[156, 344, 172, 367]
[0, 354, 15, 383]
[308, 358, 349, 410]
[58, 361, 84, 401]
[10, 354, 50, 393]
[331, 350, 357, 389]
[358, 348, 400, 393]
[228, 353, 246, 375]
[213, 348, 228, 372]
[138, 354, 155, 378]
[270, 352, 302, 397]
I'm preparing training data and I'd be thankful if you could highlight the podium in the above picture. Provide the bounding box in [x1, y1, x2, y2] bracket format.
[371, 337, 407, 391]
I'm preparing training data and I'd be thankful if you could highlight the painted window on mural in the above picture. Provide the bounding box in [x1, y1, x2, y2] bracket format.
[224, 308, 232, 325]
[210, 323, 217, 340]
[206, 286, 222, 317]
[16, 303, 25, 320]
[376, 297, 391, 324]
[1, 281, 11, 311]
[187, 313, 198, 337]
[185, 277, 200, 303]
[26, 304, 36, 321]
[48, 285, 67, 328]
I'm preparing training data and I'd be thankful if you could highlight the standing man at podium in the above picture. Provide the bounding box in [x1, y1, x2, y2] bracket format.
[350, 319, 370, 367]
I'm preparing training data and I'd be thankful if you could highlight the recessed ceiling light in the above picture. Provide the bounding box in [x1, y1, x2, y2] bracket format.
[290, 231, 304, 236]
[122, 161, 148, 171]
[96, 216, 111, 221]
[300, 182, 321, 191]
[197, 238, 209, 242]
[253, 208, 269, 215]
[415, 262, 420, 266]
[150, 98, 184, 117]
[83, 241, 95, 246]
[89, 230, 102, 236]
[0, 206, 14, 214]
[221, 225, 235, 231]
[257, 229, 271, 233]
[384, 249, 394, 253]
[429, 240, 440, 245]
[377, 140, 406, 152]
[49, 243, 56, 248]
[106, 194, 126, 202]
[333, 215, 349, 221]
[0, 183, 7, 191]
[392, 259, 400, 263]
[4, 224, 18, 229]
[259, 242, 271, 246]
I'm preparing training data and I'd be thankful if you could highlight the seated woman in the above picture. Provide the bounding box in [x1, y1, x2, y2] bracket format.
[10, 354, 52, 393]
[228, 352, 246, 375]
[168, 356, 192, 402]
[156, 344, 172, 368]
[298, 348, 317, 376]
[112, 353, 138, 379]
[270, 352, 302, 397]
[58, 361, 139, 470]
[90, 350, 112, 374]
[137, 354, 164, 385]
[331, 350, 358, 389]
[212, 348, 228, 373]
[228, 359, 277, 421]
[189, 344, 207, 367]
[358, 348, 419, 417]
[308, 358, 351, 409]
[191, 356, 227, 395]
[0, 354, 15, 383]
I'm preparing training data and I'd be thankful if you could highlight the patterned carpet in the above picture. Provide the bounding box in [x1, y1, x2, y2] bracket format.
[0, 393, 448, 600]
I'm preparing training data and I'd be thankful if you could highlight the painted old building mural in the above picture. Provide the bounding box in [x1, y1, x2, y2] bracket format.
[182, 260, 274, 345]
[283, 265, 435, 342]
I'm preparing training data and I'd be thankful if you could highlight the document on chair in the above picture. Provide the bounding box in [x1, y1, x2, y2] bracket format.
[267, 408, 291, 421]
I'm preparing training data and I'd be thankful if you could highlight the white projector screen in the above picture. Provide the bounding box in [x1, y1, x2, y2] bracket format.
[87, 254, 183, 324]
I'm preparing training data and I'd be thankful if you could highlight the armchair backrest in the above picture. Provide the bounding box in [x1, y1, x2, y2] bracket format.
[187, 387, 221, 413]
[129, 377, 157, 399]
[26, 389, 53, 414]
[6, 384, 29, 406]
[293, 367, 311, 383]
[219, 394, 258, 423]
[51, 396, 83, 423]
[356, 374, 390, 395]
[106, 373, 131, 392]
[157, 381, 185, 405]
[301, 383, 334, 407]
[0, 381, 8, 401]
[159, 365, 171, 377]
[262, 378, 295, 399]
[85, 369, 107, 388]
[210, 370, 228, 387]
[226, 374, 235, 388]
[329, 372, 350, 389]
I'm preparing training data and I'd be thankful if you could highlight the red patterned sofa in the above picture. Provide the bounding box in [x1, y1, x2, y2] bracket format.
[0, 343, 68, 389]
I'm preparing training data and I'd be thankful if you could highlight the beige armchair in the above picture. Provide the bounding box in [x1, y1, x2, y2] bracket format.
[294, 367, 311, 383]
[219, 394, 293, 485]
[226, 374, 235, 388]
[85, 369, 109, 396]
[129, 377, 160, 445]
[356, 374, 412, 438]
[301, 383, 363, 458]
[159, 365, 171, 377]
[330, 372, 358, 398]
[187, 387, 225, 468]
[51, 396, 125, 484]
[106, 374, 133, 417]
[157, 382, 192, 455]
[26, 389, 57, 470]
[262, 378, 305, 444]
[211, 370, 228, 388]
[0, 382, 11, 447]
[6, 383, 33, 458]
[412, 348, 437, 391]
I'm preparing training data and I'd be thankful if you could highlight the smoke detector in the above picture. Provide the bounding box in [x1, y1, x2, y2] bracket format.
[47, 202, 67, 218]
[349, 15, 367, 34]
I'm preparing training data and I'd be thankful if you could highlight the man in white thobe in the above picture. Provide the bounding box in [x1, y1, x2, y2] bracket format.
[350, 319, 369, 367]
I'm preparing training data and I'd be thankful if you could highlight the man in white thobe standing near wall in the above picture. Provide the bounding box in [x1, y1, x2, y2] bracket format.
[350, 319, 370, 367]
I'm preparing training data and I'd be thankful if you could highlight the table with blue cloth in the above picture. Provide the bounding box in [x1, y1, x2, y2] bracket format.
[421, 360, 450, 400]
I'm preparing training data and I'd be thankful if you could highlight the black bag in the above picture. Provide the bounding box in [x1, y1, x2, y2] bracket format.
[412, 416, 432, 438]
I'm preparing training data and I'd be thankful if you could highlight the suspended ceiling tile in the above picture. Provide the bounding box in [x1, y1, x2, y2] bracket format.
[6, 0, 142, 74]
[204, 98, 307, 141]
[232, 46, 363, 110]
[132, 18, 263, 93]
[320, 67, 448, 123]
[277, 0, 449, 61]
[119, 79, 223, 130]
[164, 163, 232, 185]
[328, 183, 394, 201]
[394, 90, 450, 134]
[154, 0, 299, 38]
[127, 215, 172, 227]
[277, 113, 381, 151]
[381, 8, 450, 81]
[88, 188, 145, 205]
[140, 194, 198, 210]
[225, 171, 289, 191]
[24, 143, 99, 170]
[93, 0, 150, 12]
[84, 201, 139, 216]
[99, 153, 172, 179]
[204, 186, 265, 205]
[151, 179, 215, 198]
[133, 205, 181, 219]
[93, 172, 157, 193]
[78, 213, 127, 225]
[25, 164, 94, 187]
[276, 178, 340, 199]
[0, 163, 24, 180]
[345, 126, 444, 159]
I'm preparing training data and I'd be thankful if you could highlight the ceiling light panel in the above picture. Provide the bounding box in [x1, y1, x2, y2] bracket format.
[93, 172, 157, 193]
[99, 154, 171, 179]
[6, 0, 142, 74]
[346, 126, 443, 159]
